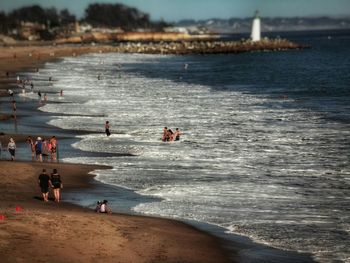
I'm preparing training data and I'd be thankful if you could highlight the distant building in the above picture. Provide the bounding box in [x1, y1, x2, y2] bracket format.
[164, 27, 188, 34]
[79, 23, 93, 33]
[251, 11, 261, 42]
[19, 21, 45, 41]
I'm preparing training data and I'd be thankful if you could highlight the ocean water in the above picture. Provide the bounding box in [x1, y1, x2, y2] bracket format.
[25, 30, 349, 262]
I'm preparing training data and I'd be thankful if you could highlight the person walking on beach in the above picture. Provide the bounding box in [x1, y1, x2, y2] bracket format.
[50, 169, 62, 203]
[7, 138, 16, 161]
[38, 169, 52, 202]
[105, 121, 111, 137]
[38, 90, 42, 101]
[35, 137, 43, 162]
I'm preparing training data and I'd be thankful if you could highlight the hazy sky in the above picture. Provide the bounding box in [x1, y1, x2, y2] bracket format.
[1, 0, 349, 21]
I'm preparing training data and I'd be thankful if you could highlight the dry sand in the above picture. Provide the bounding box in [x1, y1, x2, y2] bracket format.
[0, 45, 232, 262]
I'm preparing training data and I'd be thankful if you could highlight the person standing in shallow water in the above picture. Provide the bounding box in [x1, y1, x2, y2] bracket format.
[162, 127, 168, 142]
[174, 128, 182, 141]
[35, 137, 43, 162]
[166, 129, 174, 141]
[26, 136, 35, 160]
[38, 169, 52, 202]
[105, 121, 111, 136]
[41, 138, 50, 162]
[50, 136, 58, 162]
[12, 100, 16, 119]
[7, 138, 16, 161]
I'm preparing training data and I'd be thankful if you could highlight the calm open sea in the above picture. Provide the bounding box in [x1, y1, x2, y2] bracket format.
[21, 30, 350, 262]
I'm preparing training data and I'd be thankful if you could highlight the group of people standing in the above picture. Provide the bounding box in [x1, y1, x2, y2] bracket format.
[26, 136, 58, 162]
[38, 168, 63, 202]
[162, 127, 182, 142]
[0, 136, 58, 162]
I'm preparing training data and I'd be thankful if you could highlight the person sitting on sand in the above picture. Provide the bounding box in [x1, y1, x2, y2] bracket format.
[7, 138, 16, 161]
[50, 169, 62, 203]
[99, 200, 112, 214]
[38, 169, 52, 202]
[95, 201, 102, 212]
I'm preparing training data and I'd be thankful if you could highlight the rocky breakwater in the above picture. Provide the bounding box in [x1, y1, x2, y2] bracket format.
[55, 32, 217, 44]
[112, 38, 308, 55]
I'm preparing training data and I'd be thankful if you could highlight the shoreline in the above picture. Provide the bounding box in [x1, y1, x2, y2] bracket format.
[0, 161, 232, 263]
[0, 44, 235, 262]
[0, 45, 316, 262]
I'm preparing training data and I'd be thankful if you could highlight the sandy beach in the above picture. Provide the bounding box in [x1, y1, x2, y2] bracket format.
[0, 161, 232, 263]
[0, 44, 233, 262]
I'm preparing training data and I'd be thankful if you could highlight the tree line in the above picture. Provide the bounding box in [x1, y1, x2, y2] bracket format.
[0, 3, 169, 38]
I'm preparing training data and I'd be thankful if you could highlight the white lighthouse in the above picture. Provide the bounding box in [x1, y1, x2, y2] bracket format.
[251, 11, 261, 42]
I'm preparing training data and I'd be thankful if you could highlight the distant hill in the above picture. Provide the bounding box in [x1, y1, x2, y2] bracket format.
[175, 17, 350, 34]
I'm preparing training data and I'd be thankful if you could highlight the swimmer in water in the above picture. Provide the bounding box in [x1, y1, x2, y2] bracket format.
[174, 128, 182, 141]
